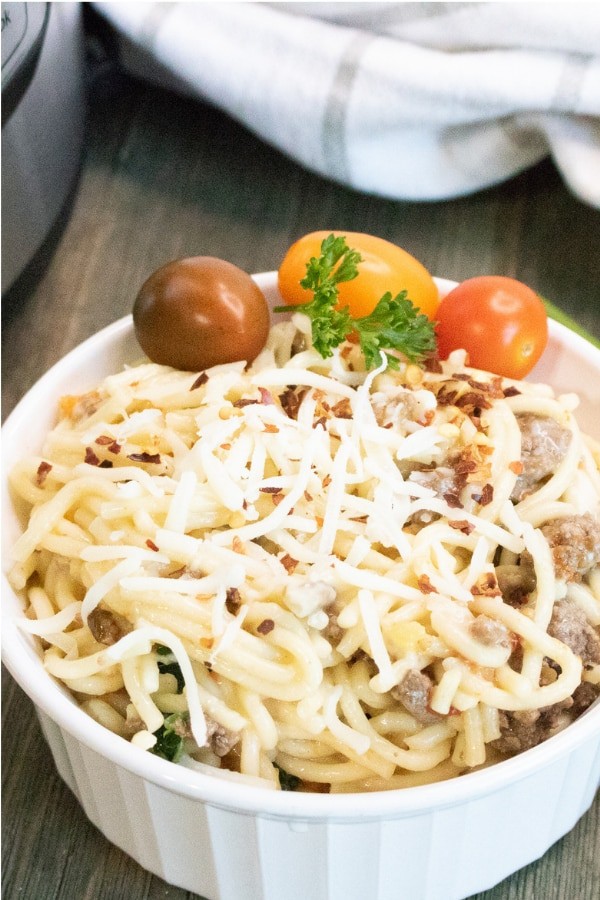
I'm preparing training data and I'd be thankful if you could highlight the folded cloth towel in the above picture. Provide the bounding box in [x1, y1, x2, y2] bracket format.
[93, 2, 600, 206]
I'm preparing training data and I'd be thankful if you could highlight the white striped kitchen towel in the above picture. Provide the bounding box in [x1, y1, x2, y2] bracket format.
[93, 1, 600, 207]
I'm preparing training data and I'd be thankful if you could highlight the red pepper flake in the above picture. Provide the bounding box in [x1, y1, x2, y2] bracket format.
[509, 461, 524, 475]
[259, 486, 282, 494]
[146, 539, 160, 552]
[280, 553, 298, 573]
[417, 574, 437, 594]
[331, 398, 353, 419]
[263, 424, 279, 434]
[128, 452, 161, 464]
[232, 536, 245, 554]
[84, 447, 100, 466]
[98, 460, 113, 468]
[473, 483, 494, 506]
[258, 387, 275, 405]
[349, 515, 368, 523]
[424, 356, 443, 374]
[315, 515, 324, 528]
[190, 372, 209, 391]
[470, 572, 502, 597]
[272, 493, 285, 506]
[279, 387, 308, 420]
[220, 443, 232, 451]
[503, 386, 521, 398]
[36, 461, 52, 485]
[449, 519, 475, 535]
[454, 458, 478, 475]
[257, 618, 275, 635]
[95, 435, 114, 445]
[313, 416, 328, 430]
[225, 587, 241, 613]
[304, 490, 313, 502]
[322, 474, 332, 488]
[233, 398, 258, 408]
[443, 491, 463, 509]
[108, 441, 121, 454]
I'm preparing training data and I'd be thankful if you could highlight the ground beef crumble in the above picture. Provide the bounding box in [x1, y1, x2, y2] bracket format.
[541, 513, 600, 582]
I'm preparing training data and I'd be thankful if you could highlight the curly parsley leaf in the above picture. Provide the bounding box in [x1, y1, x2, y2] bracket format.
[275, 234, 436, 369]
[355, 291, 437, 370]
[276, 764, 301, 791]
[151, 713, 188, 763]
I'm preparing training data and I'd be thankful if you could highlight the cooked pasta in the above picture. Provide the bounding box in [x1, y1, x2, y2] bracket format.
[8, 312, 600, 792]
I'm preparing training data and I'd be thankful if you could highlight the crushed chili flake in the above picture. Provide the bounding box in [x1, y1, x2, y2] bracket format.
[349, 515, 368, 524]
[263, 423, 279, 434]
[36, 461, 52, 485]
[279, 386, 308, 420]
[449, 519, 475, 535]
[190, 372, 209, 391]
[108, 441, 121, 454]
[128, 451, 161, 464]
[98, 459, 113, 468]
[315, 516, 324, 528]
[443, 491, 463, 509]
[470, 572, 502, 597]
[313, 416, 328, 429]
[232, 536, 245, 553]
[95, 435, 114, 445]
[331, 398, 353, 419]
[424, 356, 443, 373]
[259, 486, 282, 494]
[220, 443, 232, 451]
[322, 474, 332, 488]
[146, 539, 160, 552]
[509, 461, 524, 474]
[474, 483, 494, 506]
[417, 574, 437, 594]
[233, 398, 258, 408]
[456, 391, 492, 411]
[258, 387, 275, 405]
[225, 587, 241, 613]
[257, 619, 275, 635]
[271, 493, 285, 506]
[280, 553, 299, 573]
[304, 490, 313, 502]
[84, 447, 100, 466]
[503, 386, 521, 398]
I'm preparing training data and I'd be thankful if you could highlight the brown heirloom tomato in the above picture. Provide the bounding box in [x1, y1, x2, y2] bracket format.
[133, 257, 270, 371]
[278, 231, 439, 320]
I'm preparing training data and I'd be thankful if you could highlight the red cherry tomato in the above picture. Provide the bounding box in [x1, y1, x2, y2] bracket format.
[133, 257, 270, 371]
[435, 276, 548, 379]
[278, 230, 439, 320]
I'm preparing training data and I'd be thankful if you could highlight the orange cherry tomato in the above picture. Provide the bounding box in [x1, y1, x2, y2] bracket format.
[278, 230, 439, 320]
[435, 276, 548, 380]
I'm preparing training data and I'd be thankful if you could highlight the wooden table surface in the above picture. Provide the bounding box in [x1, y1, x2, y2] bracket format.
[2, 67, 600, 900]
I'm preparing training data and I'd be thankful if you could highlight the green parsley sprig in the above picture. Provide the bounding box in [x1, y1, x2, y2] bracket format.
[275, 234, 436, 370]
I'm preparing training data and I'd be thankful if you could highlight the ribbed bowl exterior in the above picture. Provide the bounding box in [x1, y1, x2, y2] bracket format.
[38, 708, 600, 900]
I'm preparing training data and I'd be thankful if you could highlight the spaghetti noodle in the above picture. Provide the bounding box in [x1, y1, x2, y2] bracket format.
[8, 312, 600, 792]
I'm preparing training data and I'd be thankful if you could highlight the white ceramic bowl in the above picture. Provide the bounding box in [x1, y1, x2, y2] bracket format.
[2, 274, 599, 900]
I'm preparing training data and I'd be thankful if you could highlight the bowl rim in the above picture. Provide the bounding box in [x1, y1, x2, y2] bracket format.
[2, 273, 600, 821]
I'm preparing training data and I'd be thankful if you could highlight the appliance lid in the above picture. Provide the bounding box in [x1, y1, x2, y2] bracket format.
[1, 1, 49, 125]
